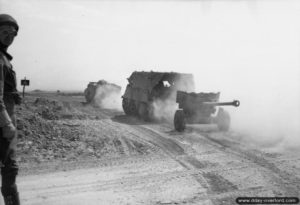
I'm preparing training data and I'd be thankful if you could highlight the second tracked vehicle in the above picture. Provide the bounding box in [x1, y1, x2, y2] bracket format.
[84, 80, 121, 104]
[122, 71, 195, 120]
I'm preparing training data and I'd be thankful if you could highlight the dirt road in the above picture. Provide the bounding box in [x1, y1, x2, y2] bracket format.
[1, 95, 299, 205]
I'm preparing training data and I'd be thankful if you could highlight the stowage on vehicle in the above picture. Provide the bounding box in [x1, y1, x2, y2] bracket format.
[122, 71, 195, 120]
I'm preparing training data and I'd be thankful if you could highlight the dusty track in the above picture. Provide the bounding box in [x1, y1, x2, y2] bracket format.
[1, 95, 299, 205]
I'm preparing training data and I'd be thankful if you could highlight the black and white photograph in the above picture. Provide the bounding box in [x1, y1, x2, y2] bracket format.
[0, 0, 299, 204]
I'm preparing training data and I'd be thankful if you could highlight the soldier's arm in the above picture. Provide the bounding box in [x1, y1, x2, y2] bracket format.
[0, 61, 12, 127]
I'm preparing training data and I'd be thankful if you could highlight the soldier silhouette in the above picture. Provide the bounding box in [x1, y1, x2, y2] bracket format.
[0, 14, 22, 205]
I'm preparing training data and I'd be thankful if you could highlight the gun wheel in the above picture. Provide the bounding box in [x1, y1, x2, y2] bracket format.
[216, 108, 230, 131]
[174, 110, 186, 132]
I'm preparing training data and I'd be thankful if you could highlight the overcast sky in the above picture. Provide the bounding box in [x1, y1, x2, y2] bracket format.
[1, 0, 300, 148]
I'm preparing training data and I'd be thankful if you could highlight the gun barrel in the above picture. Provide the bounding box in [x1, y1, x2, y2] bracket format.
[203, 100, 240, 107]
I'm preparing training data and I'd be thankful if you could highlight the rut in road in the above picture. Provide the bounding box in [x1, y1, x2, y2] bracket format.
[198, 131, 300, 197]
[129, 125, 255, 203]
[131, 123, 300, 203]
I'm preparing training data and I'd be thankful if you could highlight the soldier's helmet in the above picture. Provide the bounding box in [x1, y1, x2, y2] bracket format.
[0, 14, 19, 31]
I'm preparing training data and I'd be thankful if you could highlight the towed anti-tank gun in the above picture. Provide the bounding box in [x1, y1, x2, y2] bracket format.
[174, 91, 240, 131]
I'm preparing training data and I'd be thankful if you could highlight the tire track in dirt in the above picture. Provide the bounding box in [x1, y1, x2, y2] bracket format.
[23, 170, 192, 200]
[79, 119, 161, 158]
[198, 132, 300, 197]
[104, 120, 163, 155]
[121, 137, 150, 155]
[156, 122, 300, 198]
[155, 186, 268, 205]
[130, 123, 300, 204]
[131, 125, 185, 156]
[202, 172, 237, 194]
[129, 125, 246, 204]
[122, 138, 140, 155]
[19, 154, 167, 176]
[21, 167, 269, 205]
[19, 155, 201, 205]
[112, 138, 125, 155]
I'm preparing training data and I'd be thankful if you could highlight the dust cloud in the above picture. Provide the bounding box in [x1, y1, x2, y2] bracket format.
[167, 70, 300, 153]
[152, 74, 195, 122]
[227, 84, 300, 153]
[150, 71, 300, 153]
[153, 99, 178, 122]
[93, 84, 122, 110]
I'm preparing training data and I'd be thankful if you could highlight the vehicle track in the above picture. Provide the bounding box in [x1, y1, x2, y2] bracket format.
[127, 125, 243, 204]
[132, 124, 300, 203]
[198, 131, 300, 197]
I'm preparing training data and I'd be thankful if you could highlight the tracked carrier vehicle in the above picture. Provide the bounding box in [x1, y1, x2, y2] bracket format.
[122, 71, 195, 120]
[174, 91, 240, 131]
[84, 80, 121, 103]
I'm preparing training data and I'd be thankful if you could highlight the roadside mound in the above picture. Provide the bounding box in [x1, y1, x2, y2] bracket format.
[15, 96, 152, 172]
